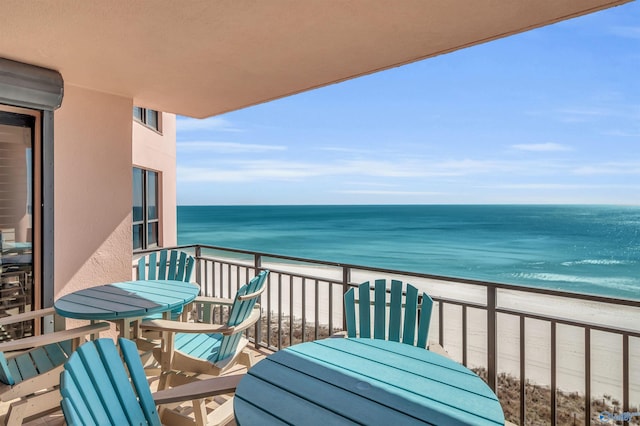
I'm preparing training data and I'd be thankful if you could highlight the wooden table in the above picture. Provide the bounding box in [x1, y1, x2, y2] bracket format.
[54, 279, 200, 338]
[234, 338, 505, 425]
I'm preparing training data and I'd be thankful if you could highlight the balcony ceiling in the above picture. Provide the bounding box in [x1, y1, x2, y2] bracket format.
[0, 0, 631, 118]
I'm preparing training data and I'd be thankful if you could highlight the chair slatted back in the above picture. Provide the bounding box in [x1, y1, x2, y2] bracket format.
[60, 338, 160, 426]
[344, 279, 433, 348]
[0, 341, 74, 386]
[138, 249, 195, 320]
[137, 249, 194, 283]
[216, 270, 268, 362]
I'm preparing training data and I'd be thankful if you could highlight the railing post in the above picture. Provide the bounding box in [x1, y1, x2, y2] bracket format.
[254, 253, 263, 348]
[195, 245, 202, 289]
[342, 266, 350, 331]
[487, 286, 497, 393]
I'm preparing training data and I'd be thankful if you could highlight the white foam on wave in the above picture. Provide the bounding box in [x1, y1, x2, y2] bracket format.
[512, 272, 637, 289]
[561, 259, 632, 266]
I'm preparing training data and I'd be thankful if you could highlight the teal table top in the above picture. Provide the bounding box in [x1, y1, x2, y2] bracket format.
[234, 338, 505, 425]
[54, 279, 200, 320]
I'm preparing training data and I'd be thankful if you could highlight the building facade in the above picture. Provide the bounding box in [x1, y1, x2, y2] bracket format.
[0, 64, 177, 327]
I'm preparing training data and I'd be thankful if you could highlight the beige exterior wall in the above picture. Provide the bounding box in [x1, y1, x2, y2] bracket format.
[54, 85, 133, 297]
[132, 112, 178, 247]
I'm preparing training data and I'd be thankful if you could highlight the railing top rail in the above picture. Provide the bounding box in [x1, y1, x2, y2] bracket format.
[146, 244, 640, 308]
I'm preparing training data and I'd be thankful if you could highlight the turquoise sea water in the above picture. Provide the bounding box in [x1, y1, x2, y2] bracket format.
[177, 205, 640, 300]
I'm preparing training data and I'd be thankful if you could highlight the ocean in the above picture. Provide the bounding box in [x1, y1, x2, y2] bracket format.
[177, 205, 640, 300]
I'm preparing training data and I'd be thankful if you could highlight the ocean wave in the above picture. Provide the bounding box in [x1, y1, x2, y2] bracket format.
[561, 259, 633, 266]
[511, 272, 637, 288]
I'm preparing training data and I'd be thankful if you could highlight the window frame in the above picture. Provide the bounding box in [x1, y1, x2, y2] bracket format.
[133, 167, 160, 251]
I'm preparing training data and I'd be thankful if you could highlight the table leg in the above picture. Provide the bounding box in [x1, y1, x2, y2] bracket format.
[115, 319, 129, 340]
[117, 318, 142, 340]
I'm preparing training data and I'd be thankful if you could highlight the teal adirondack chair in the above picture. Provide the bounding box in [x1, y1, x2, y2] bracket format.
[141, 270, 269, 390]
[60, 337, 243, 426]
[0, 308, 109, 425]
[344, 279, 434, 348]
[137, 249, 195, 321]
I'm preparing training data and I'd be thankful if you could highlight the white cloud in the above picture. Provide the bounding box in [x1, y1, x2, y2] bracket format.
[334, 190, 441, 196]
[316, 146, 372, 154]
[602, 129, 640, 137]
[177, 157, 517, 184]
[511, 143, 572, 152]
[572, 162, 640, 175]
[610, 25, 640, 39]
[495, 183, 602, 190]
[342, 181, 397, 187]
[178, 141, 286, 153]
[178, 161, 323, 182]
[492, 183, 640, 191]
[556, 108, 611, 117]
[176, 116, 241, 132]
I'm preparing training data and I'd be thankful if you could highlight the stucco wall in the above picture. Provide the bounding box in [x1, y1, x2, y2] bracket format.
[132, 113, 177, 247]
[54, 85, 133, 297]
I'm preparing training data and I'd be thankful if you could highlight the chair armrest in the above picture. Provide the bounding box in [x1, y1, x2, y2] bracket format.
[224, 308, 260, 335]
[192, 296, 234, 307]
[0, 307, 56, 326]
[141, 319, 229, 334]
[0, 322, 110, 353]
[237, 284, 266, 301]
[152, 373, 243, 405]
[141, 306, 260, 336]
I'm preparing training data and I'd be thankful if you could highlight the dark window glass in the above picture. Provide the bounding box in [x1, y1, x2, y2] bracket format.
[147, 171, 158, 220]
[133, 224, 143, 250]
[133, 106, 143, 122]
[147, 222, 158, 248]
[146, 110, 158, 130]
[132, 168, 143, 222]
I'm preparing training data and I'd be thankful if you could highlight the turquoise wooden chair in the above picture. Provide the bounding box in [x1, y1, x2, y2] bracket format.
[344, 279, 434, 348]
[141, 270, 269, 390]
[137, 249, 195, 321]
[60, 337, 243, 426]
[0, 308, 109, 425]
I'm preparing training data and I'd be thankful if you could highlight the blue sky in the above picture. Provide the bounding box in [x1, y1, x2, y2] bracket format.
[176, 3, 639, 206]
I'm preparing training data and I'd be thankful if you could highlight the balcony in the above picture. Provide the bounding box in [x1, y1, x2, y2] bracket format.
[2, 243, 639, 425]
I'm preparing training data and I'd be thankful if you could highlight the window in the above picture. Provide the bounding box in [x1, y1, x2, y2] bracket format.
[133, 167, 159, 250]
[133, 106, 160, 132]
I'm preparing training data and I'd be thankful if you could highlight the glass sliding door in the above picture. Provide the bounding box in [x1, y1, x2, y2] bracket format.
[0, 109, 39, 340]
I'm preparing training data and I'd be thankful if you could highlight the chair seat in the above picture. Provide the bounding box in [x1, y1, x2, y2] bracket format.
[152, 331, 248, 376]
[175, 332, 225, 363]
